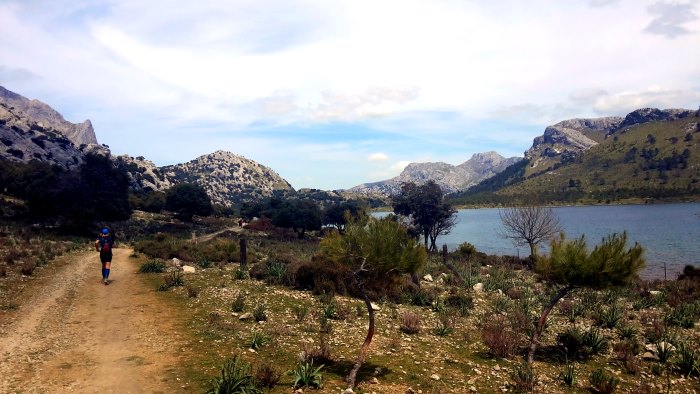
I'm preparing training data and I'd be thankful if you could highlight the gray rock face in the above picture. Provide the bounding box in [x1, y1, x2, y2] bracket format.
[160, 150, 294, 206]
[525, 117, 623, 164]
[0, 86, 98, 146]
[0, 102, 108, 169]
[616, 108, 694, 130]
[349, 151, 521, 196]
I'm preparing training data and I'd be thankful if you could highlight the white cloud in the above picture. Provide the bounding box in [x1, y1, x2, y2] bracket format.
[368, 153, 389, 162]
[391, 161, 412, 173]
[644, 1, 698, 38]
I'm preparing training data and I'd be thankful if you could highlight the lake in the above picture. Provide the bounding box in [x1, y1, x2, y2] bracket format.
[377, 203, 700, 280]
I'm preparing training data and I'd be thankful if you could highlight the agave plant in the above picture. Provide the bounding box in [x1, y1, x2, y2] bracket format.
[290, 361, 324, 389]
[206, 355, 261, 394]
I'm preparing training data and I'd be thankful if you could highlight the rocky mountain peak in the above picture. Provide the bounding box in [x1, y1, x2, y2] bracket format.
[0, 86, 98, 146]
[348, 152, 521, 197]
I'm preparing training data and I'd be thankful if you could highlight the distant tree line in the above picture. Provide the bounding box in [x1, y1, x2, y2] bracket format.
[0, 154, 131, 226]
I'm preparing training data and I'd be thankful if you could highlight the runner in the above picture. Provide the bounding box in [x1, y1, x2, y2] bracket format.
[95, 228, 115, 285]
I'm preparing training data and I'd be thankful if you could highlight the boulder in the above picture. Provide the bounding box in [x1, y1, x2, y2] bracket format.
[239, 313, 253, 321]
[371, 303, 381, 311]
[182, 265, 196, 273]
[423, 274, 434, 282]
[473, 283, 484, 292]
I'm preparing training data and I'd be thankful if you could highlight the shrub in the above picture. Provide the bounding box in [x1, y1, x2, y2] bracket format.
[321, 302, 336, 320]
[616, 324, 638, 340]
[248, 331, 270, 350]
[162, 271, 184, 289]
[613, 339, 642, 362]
[676, 342, 700, 377]
[665, 301, 700, 328]
[139, 259, 166, 273]
[483, 265, 514, 292]
[589, 368, 618, 394]
[231, 293, 246, 313]
[558, 299, 584, 323]
[653, 340, 674, 364]
[290, 361, 324, 389]
[558, 363, 575, 388]
[434, 312, 456, 337]
[582, 328, 609, 356]
[20, 261, 36, 276]
[409, 288, 434, 307]
[446, 293, 474, 317]
[594, 304, 624, 329]
[186, 286, 199, 298]
[254, 362, 281, 389]
[643, 315, 667, 343]
[490, 296, 511, 314]
[267, 260, 286, 284]
[205, 354, 261, 394]
[557, 327, 584, 359]
[400, 312, 421, 334]
[253, 305, 267, 322]
[510, 362, 537, 393]
[481, 316, 519, 358]
[334, 303, 352, 321]
[292, 304, 309, 322]
[458, 242, 476, 255]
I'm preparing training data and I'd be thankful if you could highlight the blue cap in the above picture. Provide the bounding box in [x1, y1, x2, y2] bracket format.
[102, 228, 109, 234]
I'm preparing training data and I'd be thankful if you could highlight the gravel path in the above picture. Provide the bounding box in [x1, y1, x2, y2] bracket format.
[0, 248, 185, 393]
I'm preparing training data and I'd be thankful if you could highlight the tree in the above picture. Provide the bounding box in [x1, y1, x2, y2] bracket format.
[527, 232, 645, 364]
[499, 206, 562, 258]
[165, 183, 213, 221]
[79, 153, 132, 221]
[392, 181, 457, 252]
[322, 201, 368, 233]
[272, 199, 321, 239]
[320, 217, 427, 388]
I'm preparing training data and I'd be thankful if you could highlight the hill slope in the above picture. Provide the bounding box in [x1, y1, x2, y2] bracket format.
[453, 108, 700, 205]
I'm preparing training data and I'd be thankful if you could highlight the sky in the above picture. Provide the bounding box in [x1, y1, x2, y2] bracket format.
[1, 0, 699, 190]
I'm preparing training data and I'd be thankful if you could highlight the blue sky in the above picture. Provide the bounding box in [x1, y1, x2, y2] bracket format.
[1, 0, 699, 190]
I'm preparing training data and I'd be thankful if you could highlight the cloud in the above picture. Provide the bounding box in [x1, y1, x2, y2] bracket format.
[592, 87, 700, 114]
[390, 161, 411, 173]
[0, 65, 40, 82]
[368, 152, 389, 162]
[587, 0, 620, 6]
[644, 1, 698, 38]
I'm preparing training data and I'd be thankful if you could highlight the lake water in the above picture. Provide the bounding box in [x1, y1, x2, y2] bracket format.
[377, 203, 700, 280]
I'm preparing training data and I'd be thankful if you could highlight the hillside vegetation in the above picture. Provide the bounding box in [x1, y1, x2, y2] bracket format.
[452, 115, 700, 205]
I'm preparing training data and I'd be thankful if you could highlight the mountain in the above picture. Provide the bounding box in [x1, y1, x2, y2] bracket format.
[452, 107, 700, 205]
[0, 98, 108, 170]
[348, 151, 522, 196]
[160, 150, 294, 206]
[0, 86, 97, 146]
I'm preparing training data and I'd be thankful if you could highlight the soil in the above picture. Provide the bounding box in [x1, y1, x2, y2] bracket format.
[0, 248, 186, 393]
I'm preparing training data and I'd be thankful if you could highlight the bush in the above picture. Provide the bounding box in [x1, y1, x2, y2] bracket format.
[583, 328, 609, 356]
[162, 271, 184, 288]
[186, 286, 199, 298]
[254, 362, 281, 389]
[205, 354, 261, 394]
[400, 312, 421, 334]
[594, 304, 624, 329]
[253, 305, 267, 322]
[248, 331, 270, 350]
[446, 293, 474, 317]
[231, 293, 246, 313]
[20, 261, 36, 276]
[290, 361, 324, 389]
[558, 363, 576, 388]
[481, 316, 519, 358]
[292, 304, 309, 322]
[557, 327, 584, 359]
[589, 368, 618, 394]
[139, 259, 166, 273]
[676, 342, 700, 377]
[434, 312, 456, 337]
[510, 363, 537, 393]
[665, 301, 700, 328]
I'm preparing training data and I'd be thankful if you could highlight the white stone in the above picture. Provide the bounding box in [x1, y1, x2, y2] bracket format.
[239, 313, 253, 320]
[423, 274, 434, 282]
[342, 388, 354, 394]
[473, 283, 484, 292]
[182, 265, 196, 273]
[370, 377, 379, 384]
[470, 386, 477, 392]
[172, 258, 181, 266]
[430, 374, 440, 381]
[649, 290, 662, 295]
[371, 303, 381, 311]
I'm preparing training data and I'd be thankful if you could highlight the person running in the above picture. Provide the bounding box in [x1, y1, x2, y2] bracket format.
[95, 228, 115, 285]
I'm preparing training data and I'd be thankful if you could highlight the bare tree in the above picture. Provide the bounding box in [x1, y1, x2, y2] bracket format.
[499, 206, 562, 258]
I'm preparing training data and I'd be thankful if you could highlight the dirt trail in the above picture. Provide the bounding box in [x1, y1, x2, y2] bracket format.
[0, 248, 186, 393]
